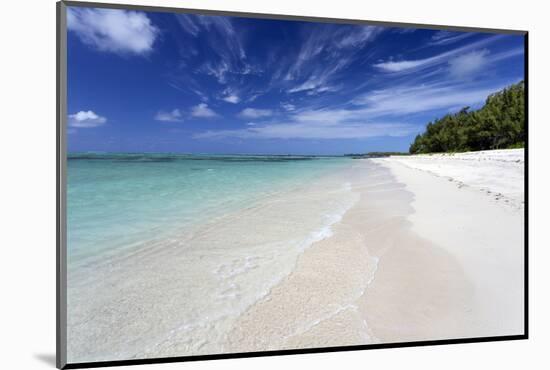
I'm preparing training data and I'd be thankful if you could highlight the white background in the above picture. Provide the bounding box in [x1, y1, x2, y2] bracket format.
[0, 0, 547, 368]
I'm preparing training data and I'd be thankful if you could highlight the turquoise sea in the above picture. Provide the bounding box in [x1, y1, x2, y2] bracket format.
[67, 153, 351, 265]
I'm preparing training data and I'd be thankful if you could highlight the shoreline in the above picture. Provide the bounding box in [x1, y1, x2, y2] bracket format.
[227, 151, 524, 350]
[224, 161, 466, 351]
[67, 150, 525, 362]
[67, 161, 359, 363]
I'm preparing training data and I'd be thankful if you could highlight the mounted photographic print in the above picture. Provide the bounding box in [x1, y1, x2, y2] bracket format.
[57, 1, 527, 368]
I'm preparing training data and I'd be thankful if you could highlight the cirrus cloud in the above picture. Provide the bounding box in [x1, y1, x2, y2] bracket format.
[429, 31, 474, 46]
[238, 108, 273, 119]
[373, 35, 502, 73]
[281, 103, 296, 111]
[194, 121, 417, 140]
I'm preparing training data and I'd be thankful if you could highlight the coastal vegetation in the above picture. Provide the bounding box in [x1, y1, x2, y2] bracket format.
[409, 81, 525, 154]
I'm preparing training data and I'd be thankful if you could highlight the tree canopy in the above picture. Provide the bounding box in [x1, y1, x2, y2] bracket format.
[409, 81, 525, 154]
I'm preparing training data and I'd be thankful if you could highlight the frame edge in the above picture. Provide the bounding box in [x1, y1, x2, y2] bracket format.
[57, 1, 68, 369]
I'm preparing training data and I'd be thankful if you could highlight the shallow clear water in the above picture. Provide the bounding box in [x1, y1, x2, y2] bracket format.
[66, 153, 364, 361]
[67, 153, 351, 265]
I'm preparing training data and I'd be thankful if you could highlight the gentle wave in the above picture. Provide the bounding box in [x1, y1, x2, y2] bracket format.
[145, 180, 359, 356]
[67, 155, 358, 361]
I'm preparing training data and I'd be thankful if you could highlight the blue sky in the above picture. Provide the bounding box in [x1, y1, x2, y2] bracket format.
[66, 6, 525, 155]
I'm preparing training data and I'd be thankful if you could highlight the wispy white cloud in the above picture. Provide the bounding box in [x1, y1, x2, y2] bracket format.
[168, 14, 261, 107]
[191, 103, 219, 118]
[202, 82, 497, 140]
[238, 108, 273, 119]
[168, 80, 208, 102]
[194, 121, 417, 140]
[490, 47, 525, 63]
[168, 81, 210, 102]
[200, 61, 231, 84]
[447, 48, 523, 80]
[68, 110, 107, 128]
[288, 78, 324, 93]
[155, 109, 183, 122]
[336, 26, 382, 48]
[176, 14, 250, 86]
[192, 88, 210, 102]
[220, 87, 241, 103]
[288, 76, 341, 95]
[194, 77, 518, 141]
[222, 94, 240, 104]
[281, 103, 296, 111]
[173, 16, 385, 109]
[194, 54, 258, 86]
[67, 8, 158, 55]
[308, 85, 343, 95]
[287, 56, 351, 94]
[175, 13, 200, 36]
[280, 25, 382, 95]
[429, 31, 474, 46]
[351, 82, 511, 116]
[288, 25, 381, 79]
[373, 35, 502, 73]
[178, 14, 245, 57]
[246, 92, 263, 102]
[448, 49, 489, 79]
[374, 59, 427, 73]
[194, 84, 500, 140]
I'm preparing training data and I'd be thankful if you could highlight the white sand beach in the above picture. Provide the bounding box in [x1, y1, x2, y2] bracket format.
[368, 149, 525, 341]
[225, 149, 524, 351]
[67, 149, 525, 362]
[382, 149, 525, 208]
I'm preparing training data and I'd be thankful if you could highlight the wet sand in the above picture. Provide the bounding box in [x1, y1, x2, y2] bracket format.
[226, 160, 487, 351]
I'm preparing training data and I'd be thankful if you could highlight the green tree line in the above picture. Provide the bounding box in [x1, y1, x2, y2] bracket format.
[409, 81, 525, 154]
